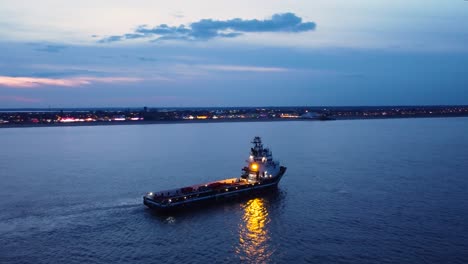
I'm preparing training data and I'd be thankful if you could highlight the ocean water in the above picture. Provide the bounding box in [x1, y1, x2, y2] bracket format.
[1, 118, 467, 264]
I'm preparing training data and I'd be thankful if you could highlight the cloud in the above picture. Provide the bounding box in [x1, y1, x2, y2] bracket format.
[138, 56, 157, 62]
[99, 36, 124, 43]
[26, 43, 68, 53]
[0, 76, 142, 88]
[35, 45, 67, 53]
[32, 69, 106, 78]
[99, 13, 315, 43]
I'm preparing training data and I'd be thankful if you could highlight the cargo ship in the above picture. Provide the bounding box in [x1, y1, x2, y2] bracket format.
[143, 136, 286, 212]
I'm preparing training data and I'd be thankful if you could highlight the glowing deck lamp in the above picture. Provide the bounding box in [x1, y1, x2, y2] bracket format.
[251, 163, 258, 171]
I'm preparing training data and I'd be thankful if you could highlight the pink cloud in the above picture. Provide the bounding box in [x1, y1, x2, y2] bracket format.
[0, 95, 42, 103]
[0, 76, 142, 88]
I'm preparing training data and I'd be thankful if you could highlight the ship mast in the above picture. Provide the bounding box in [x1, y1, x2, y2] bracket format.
[250, 136, 264, 161]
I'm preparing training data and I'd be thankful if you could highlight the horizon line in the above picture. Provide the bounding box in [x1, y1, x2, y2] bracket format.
[1, 104, 467, 111]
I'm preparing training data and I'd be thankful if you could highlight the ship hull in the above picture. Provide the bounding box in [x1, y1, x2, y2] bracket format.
[144, 166, 286, 213]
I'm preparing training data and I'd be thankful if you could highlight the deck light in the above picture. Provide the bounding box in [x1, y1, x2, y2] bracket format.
[251, 163, 258, 171]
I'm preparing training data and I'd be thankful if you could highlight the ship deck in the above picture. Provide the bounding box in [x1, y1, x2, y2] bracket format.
[149, 178, 250, 200]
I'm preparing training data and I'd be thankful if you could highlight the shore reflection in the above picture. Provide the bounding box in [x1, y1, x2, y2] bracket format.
[236, 198, 272, 263]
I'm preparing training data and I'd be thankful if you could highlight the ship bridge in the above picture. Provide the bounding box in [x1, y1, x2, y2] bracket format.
[242, 136, 280, 183]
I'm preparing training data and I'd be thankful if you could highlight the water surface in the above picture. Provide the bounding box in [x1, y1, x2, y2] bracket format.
[1, 118, 467, 263]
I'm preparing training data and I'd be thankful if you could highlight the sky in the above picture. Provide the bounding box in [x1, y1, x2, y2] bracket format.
[0, 0, 467, 108]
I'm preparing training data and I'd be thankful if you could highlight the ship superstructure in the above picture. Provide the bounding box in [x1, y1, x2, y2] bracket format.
[143, 137, 286, 212]
[242, 136, 281, 182]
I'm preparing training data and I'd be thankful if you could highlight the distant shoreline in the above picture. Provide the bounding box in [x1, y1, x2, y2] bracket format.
[1, 115, 467, 129]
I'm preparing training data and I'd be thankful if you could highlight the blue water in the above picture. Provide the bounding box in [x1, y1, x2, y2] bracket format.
[1, 118, 467, 263]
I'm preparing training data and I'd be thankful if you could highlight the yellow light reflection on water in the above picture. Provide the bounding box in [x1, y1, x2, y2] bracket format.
[236, 198, 272, 263]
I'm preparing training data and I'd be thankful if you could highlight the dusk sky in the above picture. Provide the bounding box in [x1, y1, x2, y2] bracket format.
[0, 0, 467, 108]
